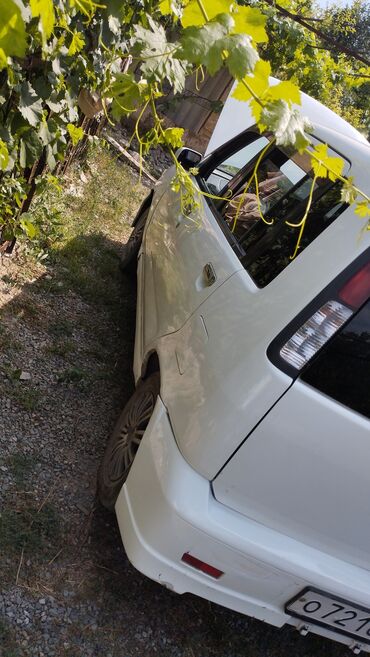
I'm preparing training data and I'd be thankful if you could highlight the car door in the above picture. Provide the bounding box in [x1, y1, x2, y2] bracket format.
[213, 298, 370, 570]
[141, 132, 271, 352]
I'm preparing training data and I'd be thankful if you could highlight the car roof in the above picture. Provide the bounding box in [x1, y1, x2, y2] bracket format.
[299, 90, 369, 146]
[206, 79, 370, 155]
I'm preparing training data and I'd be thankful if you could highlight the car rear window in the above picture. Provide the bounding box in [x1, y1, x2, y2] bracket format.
[201, 132, 349, 287]
[242, 181, 345, 287]
[301, 300, 370, 419]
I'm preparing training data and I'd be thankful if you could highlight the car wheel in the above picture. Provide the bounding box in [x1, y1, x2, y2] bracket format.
[98, 372, 160, 510]
[120, 208, 148, 275]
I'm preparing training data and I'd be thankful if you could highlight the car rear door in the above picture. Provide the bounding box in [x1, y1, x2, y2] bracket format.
[213, 269, 370, 570]
[142, 173, 241, 350]
[141, 133, 271, 351]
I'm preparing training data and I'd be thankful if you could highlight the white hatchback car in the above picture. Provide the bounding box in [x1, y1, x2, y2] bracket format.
[98, 97, 370, 653]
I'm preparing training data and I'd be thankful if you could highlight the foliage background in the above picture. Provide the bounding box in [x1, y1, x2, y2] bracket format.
[0, 0, 369, 249]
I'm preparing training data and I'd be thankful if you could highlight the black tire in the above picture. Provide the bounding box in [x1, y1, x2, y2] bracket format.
[120, 209, 148, 276]
[98, 372, 160, 510]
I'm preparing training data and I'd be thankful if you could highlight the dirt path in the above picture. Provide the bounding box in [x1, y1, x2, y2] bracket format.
[0, 148, 349, 657]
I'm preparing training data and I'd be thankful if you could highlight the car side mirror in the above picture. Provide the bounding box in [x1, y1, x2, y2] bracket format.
[175, 147, 202, 170]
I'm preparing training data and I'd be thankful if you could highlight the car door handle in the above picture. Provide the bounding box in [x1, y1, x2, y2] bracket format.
[203, 263, 216, 286]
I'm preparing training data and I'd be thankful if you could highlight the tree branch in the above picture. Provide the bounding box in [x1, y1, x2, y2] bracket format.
[290, 15, 325, 22]
[305, 42, 339, 52]
[262, 0, 370, 67]
[346, 72, 370, 79]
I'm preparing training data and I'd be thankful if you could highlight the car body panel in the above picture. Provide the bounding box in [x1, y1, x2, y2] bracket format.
[115, 397, 370, 653]
[141, 167, 243, 351]
[152, 196, 370, 478]
[206, 80, 369, 156]
[213, 380, 370, 571]
[125, 99, 370, 652]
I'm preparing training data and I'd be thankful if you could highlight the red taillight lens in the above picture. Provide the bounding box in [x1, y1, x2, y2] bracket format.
[339, 262, 370, 308]
[181, 553, 224, 579]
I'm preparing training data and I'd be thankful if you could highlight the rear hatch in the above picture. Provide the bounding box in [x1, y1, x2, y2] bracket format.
[213, 269, 370, 570]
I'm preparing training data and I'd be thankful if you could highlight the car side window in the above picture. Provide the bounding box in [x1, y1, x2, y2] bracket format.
[201, 135, 349, 287]
[203, 135, 270, 196]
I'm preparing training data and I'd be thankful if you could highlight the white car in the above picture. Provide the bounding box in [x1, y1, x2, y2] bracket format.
[98, 96, 370, 653]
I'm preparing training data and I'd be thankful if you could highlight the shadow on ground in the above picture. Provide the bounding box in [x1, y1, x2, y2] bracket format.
[0, 233, 350, 657]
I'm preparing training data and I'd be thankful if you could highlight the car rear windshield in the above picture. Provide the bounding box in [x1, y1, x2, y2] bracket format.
[301, 300, 370, 419]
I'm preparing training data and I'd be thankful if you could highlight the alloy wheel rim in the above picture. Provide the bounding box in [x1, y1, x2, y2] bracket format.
[104, 390, 155, 486]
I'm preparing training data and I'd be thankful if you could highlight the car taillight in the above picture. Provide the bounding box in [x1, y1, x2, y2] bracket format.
[280, 261, 370, 371]
[181, 553, 224, 579]
[280, 301, 353, 370]
[268, 252, 370, 376]
[339, 261, 370, 308]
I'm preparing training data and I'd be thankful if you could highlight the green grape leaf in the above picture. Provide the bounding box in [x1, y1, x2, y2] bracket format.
[250, 98, 263, 123]
[68, 31, 85, 56]
[0, 48, 7, 70]
[233, 65, 300, 115]
[225, 34, 258, 79]
[46, 93, 64, 113]
[38, 118, 58, 146]
[232, 60, 271, 102]
[230, 5, 267, 43]
[0, 139, 9, 170]
[10, 112, 30, 138]
[38, 121, 51, 146]
[341, 177, 357, 205]
[162, 126, 184, 148]
[19, 82, 44, 127]
[46, 143, 56, 171]
[311, 144, 344, 181]
[108, 73, 150, 119]
[268, 80, 301, 106]
[0, 0, 27, 59]
[67, 123, 84, 146]
[179, 24, 223, 74]
[133, 19, 171, 61]
[102, 0, 127, 21]
[260, 100, 311, 152]
[107, 15, 120, 35]
[181, 0, 231, 27]
[202, 23, 233, 74]
[158, 0, 183, 18]
[134, 18, 187, 93]
[179, 15, 233, 75]
[181, 0, 267, 45]
[30, 0, 55, 43]
[19, 131, 43, 168]
[46, 174, 62, 192]
[64, 90, 79, 123]
[20, 216, 37, 240]
[69, 0, 97, 18]
[354, 200, 370, 218]
[33, 76, 53, 101]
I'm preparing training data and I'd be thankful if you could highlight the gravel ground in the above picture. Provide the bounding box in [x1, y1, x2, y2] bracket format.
[0, 151, 351, 657]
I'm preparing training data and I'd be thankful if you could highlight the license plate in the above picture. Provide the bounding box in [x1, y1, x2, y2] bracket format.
[286, 588, 370, 644]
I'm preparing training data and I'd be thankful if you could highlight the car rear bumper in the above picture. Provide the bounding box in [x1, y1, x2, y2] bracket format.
[115, 398, 370, 653]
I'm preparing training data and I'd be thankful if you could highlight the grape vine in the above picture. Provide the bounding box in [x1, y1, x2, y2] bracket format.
[0, 0, 368, 255]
